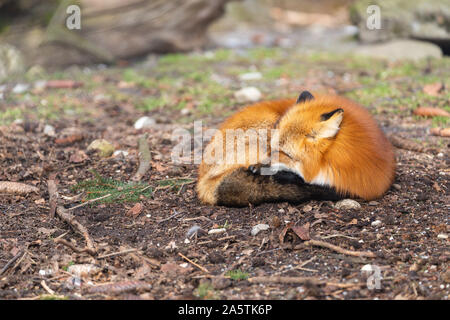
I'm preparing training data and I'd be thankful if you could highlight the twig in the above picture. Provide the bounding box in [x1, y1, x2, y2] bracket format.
[0, 249, 25, 275]
[54, 238, 95, 256]
[48, 178, 58, 218]
[178, 252, 209, 274]
[248, 276, 323, 285]
[301, 239, 376, 258]
[40, 280, 55, 295]
[132, 133, 151, 181]
[97, 248, 138, 259]
[248, 276, 364, 289]
[55, 205, 96, 255]
[69, 193, 112, 210]
[157, 210, 182, 223]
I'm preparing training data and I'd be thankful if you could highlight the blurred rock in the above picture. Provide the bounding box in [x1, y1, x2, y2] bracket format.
[234, 87, 262, 102]
[355, 40, 442, 62]
[0, 44, 24, 82]
[350, 0, 450, 46]
[335, 199, 361, 210]
[134, 116, 156, 130]
[87, 139, 115, 158]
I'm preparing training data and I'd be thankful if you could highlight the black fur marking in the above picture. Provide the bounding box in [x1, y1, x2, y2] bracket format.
[320, 108, 343, 121]
[296, 91, 314, 104]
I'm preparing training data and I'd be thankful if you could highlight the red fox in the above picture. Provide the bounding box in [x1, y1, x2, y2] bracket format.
[197, 91, 396, 206]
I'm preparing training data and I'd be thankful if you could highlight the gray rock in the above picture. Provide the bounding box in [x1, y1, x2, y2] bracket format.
[251, 224, 270, 236]
[350, 0, 450, 43]
[0, 44, 24, 82]
[234, 87, 262, 103]
[355, 40, 442, 62]
[335, 199, 361, 210]
[134, 116, 156, 130]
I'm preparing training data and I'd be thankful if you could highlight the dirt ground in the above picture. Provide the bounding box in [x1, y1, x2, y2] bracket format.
[0, 48, 449, 300]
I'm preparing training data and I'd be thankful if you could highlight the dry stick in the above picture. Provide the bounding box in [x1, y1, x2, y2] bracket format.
[55, 206, 97, 256]
[54, 238, 95, 255]
[301, 239, 376, 258]
[248, 276, 323, 286]
[68, 193, 112, 211]
[0, 249, 25, 275]
[132, 133, 151, 181]
[248, 276, 364, 289]
[48, 178, 58, 218]
[97, 248, 138, 259]
[178, 252, 209, 274]
[40, 280, 55, 295]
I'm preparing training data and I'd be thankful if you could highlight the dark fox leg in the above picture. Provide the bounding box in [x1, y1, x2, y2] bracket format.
[216, 165, 343, 207]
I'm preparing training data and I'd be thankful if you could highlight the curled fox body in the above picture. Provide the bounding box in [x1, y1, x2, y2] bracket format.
[197, 91, 396, 206]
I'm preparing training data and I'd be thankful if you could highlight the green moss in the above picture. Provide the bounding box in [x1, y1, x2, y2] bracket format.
[225, 269, 249, 280]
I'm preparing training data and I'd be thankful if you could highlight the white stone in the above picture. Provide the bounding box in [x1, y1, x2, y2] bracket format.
[437, 233, 448, 239]
[113, 150, 129, 157]
[208, 228, 227, 235]
[239, 72, 262, 81]
[12, 83, 29, 94]
[43, 124, 56, 137]
[251, 224, 270, 236]
[234, 87, 262, 103]
[371, 220, 382, 227]
[334, 199, 361, 210]
[134, 116, 156, 130]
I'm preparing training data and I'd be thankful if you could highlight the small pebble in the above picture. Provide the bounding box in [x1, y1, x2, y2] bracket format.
[234, 87, 262, 103]
[134, 116, 156, 130]
[43, 124, 56, 137]
[251, 224, 270, 236]
[392, 184, 401, 190]
[437, 233, 448, 239]
[12, 83, 29, 94]
[208, 228, 226, 235]
[87, 139, 114, 157]
[368, 201, 379, 206]
[334, 199, 361, 210]
[239, 72, 262, 81]
[371, 220, 382, 227]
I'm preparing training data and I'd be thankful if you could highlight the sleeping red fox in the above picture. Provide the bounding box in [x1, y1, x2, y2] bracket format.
[197, 91, 396, 206]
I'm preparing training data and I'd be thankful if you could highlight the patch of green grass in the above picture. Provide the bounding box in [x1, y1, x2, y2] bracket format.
[62, 261, 75, 272]
[137, 96, 169, 111]
[194, 282, 219, 300]
[225, 269, 249, 280]
[72, 171, 153, 204]
[39, 295, 68, 300]
[432, 116, 450, 128]
[0, 107, 23, 124]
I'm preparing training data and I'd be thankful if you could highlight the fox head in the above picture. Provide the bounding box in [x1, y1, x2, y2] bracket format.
[268, 91, 345, 184]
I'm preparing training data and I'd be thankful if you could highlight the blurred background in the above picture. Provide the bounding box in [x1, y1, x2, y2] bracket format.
[0, 0, 448, 75]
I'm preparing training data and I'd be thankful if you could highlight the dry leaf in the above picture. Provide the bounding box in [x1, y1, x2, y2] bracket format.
[55, 134, 84, 145]
[413, 107, 450, 118]
[423, 82, 443, 96]
[430, 127, 450, 137]
[291, 222, 311, 241]
[69, 150, 88, 163]
[126, 202, 143, 218]
[0, 181, 39, 195]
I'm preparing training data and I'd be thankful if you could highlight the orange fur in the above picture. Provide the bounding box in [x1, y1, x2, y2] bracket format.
[197, 94, 396, 205]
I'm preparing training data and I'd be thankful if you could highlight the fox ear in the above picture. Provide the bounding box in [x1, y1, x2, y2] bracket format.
[317, 108, 343, 138]
[296, 91, 314, 104]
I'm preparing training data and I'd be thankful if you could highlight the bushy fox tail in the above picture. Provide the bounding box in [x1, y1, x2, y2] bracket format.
[215, 166, 343, 207]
